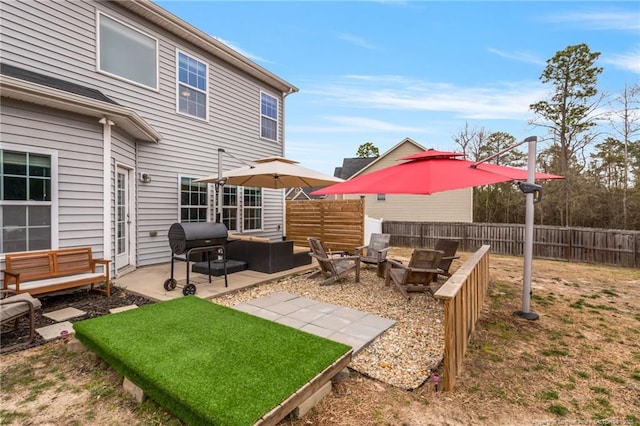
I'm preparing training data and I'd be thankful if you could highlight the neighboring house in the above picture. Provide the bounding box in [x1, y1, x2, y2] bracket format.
[0, 0, 298, 277]
[336, 138, 473, 222]
[285, 188, 311, 201]
[285, 186, 327, 200]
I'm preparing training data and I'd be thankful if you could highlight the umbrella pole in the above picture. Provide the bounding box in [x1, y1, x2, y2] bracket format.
[217, 148, 224, 223]
[515, 137, 539, 321]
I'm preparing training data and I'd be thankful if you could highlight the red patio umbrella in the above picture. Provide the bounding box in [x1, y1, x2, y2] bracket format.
[312, 143, 564, 322]
[311, 149, 562, 196]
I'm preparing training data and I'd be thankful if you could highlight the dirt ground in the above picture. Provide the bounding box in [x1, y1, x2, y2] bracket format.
[1, 252, 639, 426]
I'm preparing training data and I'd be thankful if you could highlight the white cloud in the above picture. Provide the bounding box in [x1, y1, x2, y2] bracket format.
[602, 47, 640, 74]
[302, 75, 547, 120]
[212, 36, 274, 64]
[337, 33, 376, 50]
[487, 48, 546, 66]
[544, 10, 640, 32]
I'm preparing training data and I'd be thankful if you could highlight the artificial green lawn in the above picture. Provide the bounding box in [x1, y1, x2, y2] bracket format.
[73, 296, 351, 425]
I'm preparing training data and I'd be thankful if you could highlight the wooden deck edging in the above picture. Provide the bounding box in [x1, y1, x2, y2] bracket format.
[434, 245, 491, 391]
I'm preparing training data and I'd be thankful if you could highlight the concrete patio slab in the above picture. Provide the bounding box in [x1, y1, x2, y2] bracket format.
[110, 305, 139, 314]
[43, 307, 85, 322]
[36, 321, 74, 341]
[115, 261, 316, 303]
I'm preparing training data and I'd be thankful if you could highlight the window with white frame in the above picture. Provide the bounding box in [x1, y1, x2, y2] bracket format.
[1, 149, 54, 253]
[377, 194, 386, 201]
[180, 177, 208, 222]
[243, 187, 262, 230]
[221, 186, 262, 232]
[260, 92, 278, 141]
[222, 186, 238, 232]
[177, 51, 208, 120]
[98, 12, 158, 89]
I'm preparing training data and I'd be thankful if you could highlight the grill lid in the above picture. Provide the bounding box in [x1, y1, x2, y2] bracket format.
[168, 222, 228, 254]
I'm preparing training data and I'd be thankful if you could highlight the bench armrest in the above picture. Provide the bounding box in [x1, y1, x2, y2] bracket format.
[2, 269, 20, 279]
[91, 259, 111, 271]
[2, 270, 21, 292]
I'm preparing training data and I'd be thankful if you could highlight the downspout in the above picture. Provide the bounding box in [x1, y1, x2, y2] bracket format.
[99, 118, 114, 264]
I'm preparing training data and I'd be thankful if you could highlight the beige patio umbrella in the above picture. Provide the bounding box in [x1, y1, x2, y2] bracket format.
[194, 156, 344, 189]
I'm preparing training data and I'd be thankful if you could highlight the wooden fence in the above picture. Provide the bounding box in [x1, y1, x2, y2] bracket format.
[434, 245, 491, 391]
[383, 221, 640, 268]
[285, 199, 365, 253]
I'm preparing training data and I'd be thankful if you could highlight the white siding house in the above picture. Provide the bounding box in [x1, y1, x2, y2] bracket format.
[339, 138, 473, 222]
[0, 0, 298, 276]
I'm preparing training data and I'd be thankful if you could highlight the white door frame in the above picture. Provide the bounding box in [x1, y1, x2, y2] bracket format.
[115, 164, 135, 271]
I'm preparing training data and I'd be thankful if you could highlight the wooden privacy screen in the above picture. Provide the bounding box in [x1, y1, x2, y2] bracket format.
[286, 199, 365, 253]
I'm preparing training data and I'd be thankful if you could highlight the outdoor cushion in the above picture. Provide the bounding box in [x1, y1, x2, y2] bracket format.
[0, 292, 42, 322]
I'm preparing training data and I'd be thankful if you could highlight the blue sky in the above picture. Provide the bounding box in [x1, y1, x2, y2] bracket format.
[157, 1, 640, 175]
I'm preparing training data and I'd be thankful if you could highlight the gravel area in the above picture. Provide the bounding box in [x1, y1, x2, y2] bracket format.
[214, 266, 445, 390]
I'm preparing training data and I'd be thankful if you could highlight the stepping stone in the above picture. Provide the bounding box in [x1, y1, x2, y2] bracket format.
[110, 305, 138, 314]
[43, 307, 86, 322]
[36, 321, 75, 342]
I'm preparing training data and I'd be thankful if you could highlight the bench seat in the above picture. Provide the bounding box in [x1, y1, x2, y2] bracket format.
[4, 272, 107, 293]
[3, 247, 111, 297]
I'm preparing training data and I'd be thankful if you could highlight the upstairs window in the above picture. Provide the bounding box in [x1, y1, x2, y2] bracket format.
[1, 149, 55, 253]
[260, 92, 278, 141]
[98, 13, 158, 89]
[177, 51, 208, 120]
[180, 177, 208, 222]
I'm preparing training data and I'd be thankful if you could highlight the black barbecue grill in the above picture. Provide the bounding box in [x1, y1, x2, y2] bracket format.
[164, 222, 229, 295]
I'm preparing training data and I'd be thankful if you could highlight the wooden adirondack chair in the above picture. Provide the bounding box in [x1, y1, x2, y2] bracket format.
[355, 233, 391, 277]
[308, 237, 360, 286]
[433, 239, 461, 281]
[385, 248, 443, 299]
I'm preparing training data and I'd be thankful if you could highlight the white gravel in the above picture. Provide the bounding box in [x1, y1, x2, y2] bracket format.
[213, 266, 445, 390]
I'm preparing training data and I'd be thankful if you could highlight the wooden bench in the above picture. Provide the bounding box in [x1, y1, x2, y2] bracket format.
[3, 247, 111, 297]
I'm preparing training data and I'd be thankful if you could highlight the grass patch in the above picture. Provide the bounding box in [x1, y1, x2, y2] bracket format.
[541, 348, 570, 357]
[74, 296, 351, 426]
[590, 386, 609, 395]
[548, 403, 568, 416]
[574, 370, 590, 379]
[538, 390, 559, 401]
[0, 410, 29, 424]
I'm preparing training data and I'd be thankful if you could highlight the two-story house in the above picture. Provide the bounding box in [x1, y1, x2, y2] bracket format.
[0, 0, 298, 277]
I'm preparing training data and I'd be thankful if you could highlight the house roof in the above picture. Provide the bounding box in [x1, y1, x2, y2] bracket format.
[116, 0, 299, 95]
[334, 157, 378, 179]
[0, 63, 161, 143]
[349, 138, 427, 177]
[1, 63, 119, 105]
